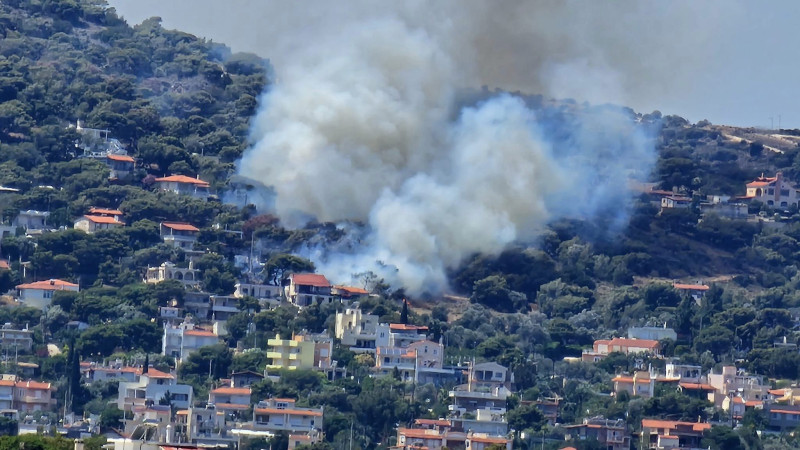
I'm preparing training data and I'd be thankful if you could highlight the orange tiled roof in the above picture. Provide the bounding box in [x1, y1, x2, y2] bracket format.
[155, 175, 210, 187]
[612, 376, 635, 383]
[673, 283, 709, 291]
[82, 215, 123, 224]
[214, 402, 250, 410]
[770, 409, 800, 415]
[389, 323, 429, 331]
[597, 338, 660, 349]
[0, 380, 15, 387]
[679, 382, 715, 390]
[254, 408, 322, 417]
[273, 398, 296, 403]
[334, 285, 369, 295]
[745, 400, 763, 407]
[0, 260, 9, 270]
[184, 329, 217, 337]
[398, 428, 443, 439]
[89, 207, 123, 216]
[139, 368, 174, 379]
[769, 389, 786, 396]
[211, 387, 251, 395]
[161, 222, 200, 232]
[414, 418, 451, 427]
[16, 380, 51, 390]
[17, 279, 78, 290]
[641, 419, 711, 432]
[106, 154, 135, 163]
[470, 435, 510, 444]
[290, 273, 330, 287]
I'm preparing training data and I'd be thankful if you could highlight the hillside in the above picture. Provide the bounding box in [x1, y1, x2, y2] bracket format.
[3, 1, 800, 449]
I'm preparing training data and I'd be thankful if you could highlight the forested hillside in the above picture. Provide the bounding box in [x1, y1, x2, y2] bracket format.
[4, 1, 800, 449]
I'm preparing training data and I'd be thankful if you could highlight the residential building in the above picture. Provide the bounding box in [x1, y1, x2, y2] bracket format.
[13, 210, 49, 231]
[375, 340, 451, 384]
[145, 262, 201, 288]
[0, 323, 33, 352]
[612, 371, 657, 398]
[673, 282, 709, 302]
[0, 379, 13, 410]
[564, 417, 630, 450]
[335, 305, 379, 352]
[449, 362, 512, 422]
[395, 427, 511, 450]
[159, 222, 200, 251]
[174, 406, 234, 445]
[375, 323, 429, 348]
[764, 404, 800, 431]
[82, 364, 139, 383]
[74, 215, 124, 233]
[209, 295, 240, 321]
[666, 363, 703, 383]
[162, 318, 222, 362]
[285, 273, 333, 307]
[183, 292, 212, 319]
[628, 326, 677, 342]
[208, 385, 251, 416]
[745, 172, 800, 208]
[159, 306, 183, 324]
[533, 396, 561, 426]
[230, 371, 264, 388]
[105, 154, 135, 179]
[582, 337, 661, 362]
[123, 405, 171, 437]
[331, 285, 369, 301]
[660, 195, 691, 210]
[266, 333, 332, 371]
[707, 365, 768, 407]
[154, 175, 210, 199]
[234, 282, 282, 301]
[14, 379, 57, 412]
[252, 398, 323, 438]
[16, 279, 79, 310]
[87, 207, 123, 221]
[117, 367, 192, 411]
[640, 419, 710, 450]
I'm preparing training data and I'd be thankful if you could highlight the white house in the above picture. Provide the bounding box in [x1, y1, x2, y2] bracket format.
[144, 261, 201, 288]
[745, 172, 800, 209]
[105, 154, 135, 179]
[160, 222, 200, 251]
[117, 368, 193, 411]
[162, 319, 221, 361]
[154, 175, 210, 199]
[335, 306, 379, 352]
[16, 279, 79, 309]
[74, 215, 124, 233]
[253, 398, 323, 438]
[285, 273, 333, 307]
[13, 210, 49, 231]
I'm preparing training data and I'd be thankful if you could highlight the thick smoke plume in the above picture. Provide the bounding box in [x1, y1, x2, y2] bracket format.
[226, 1, 721, 292]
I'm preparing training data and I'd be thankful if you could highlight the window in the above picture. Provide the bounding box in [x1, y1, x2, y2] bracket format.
[768, 188, 775, 195]
[43, 291, 53, 299]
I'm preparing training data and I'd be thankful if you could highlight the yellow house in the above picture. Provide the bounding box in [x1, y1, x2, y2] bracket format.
[266, 334, 316, 370]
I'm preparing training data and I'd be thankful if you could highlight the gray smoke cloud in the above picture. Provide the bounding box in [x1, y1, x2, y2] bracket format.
[133, 0, 730, 292]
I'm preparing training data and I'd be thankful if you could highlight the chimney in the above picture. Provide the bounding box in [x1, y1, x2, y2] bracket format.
[74, 440, 84, 450]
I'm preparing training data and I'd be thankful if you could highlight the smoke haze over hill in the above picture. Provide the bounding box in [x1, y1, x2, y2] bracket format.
[109, 1, 762, 292]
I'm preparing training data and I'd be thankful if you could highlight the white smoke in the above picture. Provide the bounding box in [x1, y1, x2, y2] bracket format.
[233, 2, 684, 292]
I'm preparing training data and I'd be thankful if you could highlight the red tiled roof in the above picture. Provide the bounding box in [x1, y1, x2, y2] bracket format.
[389, 324, 429, 332]
[597, 338, 660, 349]
[290, 273, 330, 287]
[673, 283, 709, 291]
[612, 376, 635, 383]
[0, 260, 9, 270]
[89, 207, 123, 216]
[398, 428, 443, 439]
[746, 181, 773, 187]
[139, 368, 174, 379]
[745, 400, 763, 407]
[679, 382, 715, 390]
[184, 329, 217, 337]
[254, 408, 322, 417]
[0, 380, 15, 387]
[16, 380, 51, 390]
[414, 419, 451, 427]
[214, 402, 250, 410]
[470, 435, 510, 444]
[17, 279, 78, 290]
[155, 175, 210, 187]
[82, 215, 123, 224]
[771, 409, 800, 415]
[334, 285, 369, 295]
[732, 396, 744, 404]
[641, 419, 711, 432]
[161, 222, 200, 232]
[106, 154, 135, 163]
[769, 389, 786, 396]
[211, 387, 251, 395]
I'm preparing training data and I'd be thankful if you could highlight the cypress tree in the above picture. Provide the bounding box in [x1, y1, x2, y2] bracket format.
[400, 299, 409, 325]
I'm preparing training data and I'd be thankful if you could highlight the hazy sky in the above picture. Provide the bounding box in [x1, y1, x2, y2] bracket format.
[110, 1, 800, 129]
